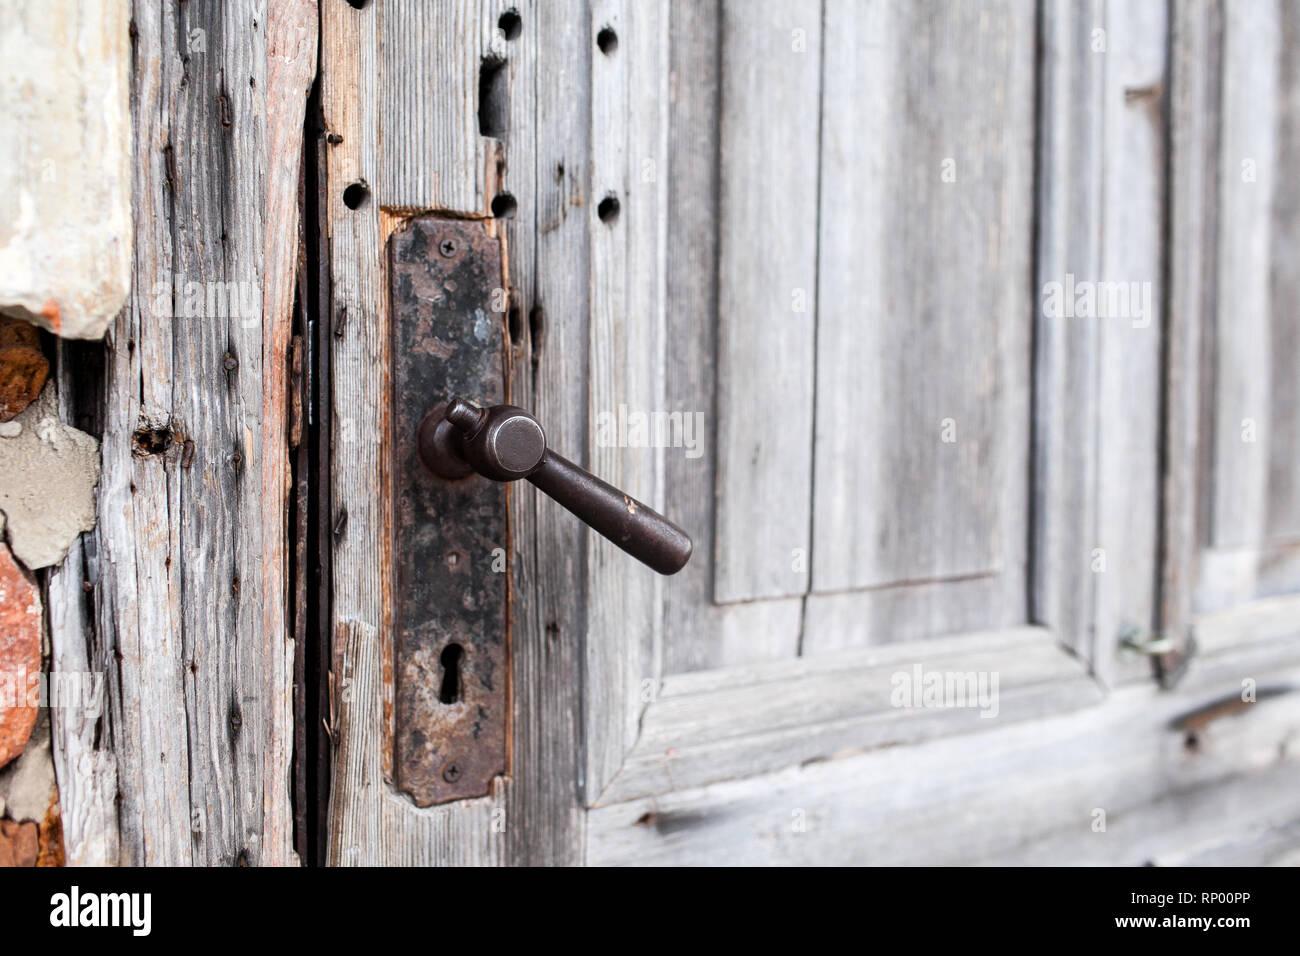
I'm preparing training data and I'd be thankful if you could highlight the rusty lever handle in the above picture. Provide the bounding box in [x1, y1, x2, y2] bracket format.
[418, 396, 693, 575]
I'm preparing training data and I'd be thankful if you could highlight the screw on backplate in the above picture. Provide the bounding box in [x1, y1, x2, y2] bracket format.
[439, 238, 459, 257]
[442, 763, 461, 783]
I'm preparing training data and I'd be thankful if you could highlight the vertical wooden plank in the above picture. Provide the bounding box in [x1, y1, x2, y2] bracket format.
[1032, 0, 1104, 664]
[1093, 0, 1167, 685]
[1264, 4, 1300, 546]
[378, 0, 500, 213]
[585, 0, 670, 803]
[1161, 0, 1219, 662]
[85, 0, 303, 865]
[812, 0, 1033, 598]
[713, 0, 821, 604]
[662, 0, 802, 672]
[1210, 0, 1278, 550]
[261, 0, 318, 869]
[323, 0, 508, 865]
[1033, 0, 1167, 684]
[504, 0, 590, 864]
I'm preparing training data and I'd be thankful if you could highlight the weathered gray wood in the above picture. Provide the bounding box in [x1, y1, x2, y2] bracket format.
[505, 0, 589, 866]
[801, 574, 1022, 654]
[812, 0, 1032, 598]
[1161, 0, 1219, 663]
[594, 627, 1101, 806]
[80, 0, 308, 866]
[712, 0, 821, 604]
[1210, 0, 1278, 552]
[584, 0, 671, 804]
[1033, 0, 1167, 686]
[378, 0, 503, 213]
[324, 0, 509, 865]
[660, 0, 801, 672]
[1168, 1, 1300, 615]
[48, 348, 118, 865]
[0, 0, 131, 339]
[588, 668, 1300, 865]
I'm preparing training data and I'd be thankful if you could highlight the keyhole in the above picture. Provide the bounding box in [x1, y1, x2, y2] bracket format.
[439, 643, 463, 704]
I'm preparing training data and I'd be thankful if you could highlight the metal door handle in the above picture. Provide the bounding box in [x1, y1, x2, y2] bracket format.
[418, 396, 693, 575]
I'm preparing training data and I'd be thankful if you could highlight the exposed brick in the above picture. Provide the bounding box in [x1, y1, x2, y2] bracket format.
[0, 543, 41, 768]
[0, 818, 39, 867]
[0, 316, 49, 423]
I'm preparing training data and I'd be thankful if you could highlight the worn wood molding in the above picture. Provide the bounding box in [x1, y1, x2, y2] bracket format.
[593, 626, 1102, 807]
[588, 666, 1300, 865]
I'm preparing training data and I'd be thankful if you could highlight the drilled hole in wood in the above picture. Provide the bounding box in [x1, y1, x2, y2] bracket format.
[508, 303, 523, 344]
[439, 643, 463, 705]
[597, 193, 620, 224]
[346, 0, 369, 9]
[491, 191, 517, 219]
[498, 9, 522, 40]
[478, 55, 508, 139]
[342, 181, 369, 210]
[597, 26, 618, 56]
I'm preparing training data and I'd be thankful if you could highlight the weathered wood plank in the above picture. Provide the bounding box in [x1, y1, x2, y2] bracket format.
[1210, 1, 1278, 551]
[660, 0, 801, 673]
[588, 668, 1300, 864]
[377, 0, 502, 214]
[1161, 0, 1219, 666]
[801, 574, 1022, 654]
[505, 0, 589, 865]
[596, 627, 1101, 806]
[812, 0, 1033, 598]
[585, 0, 671, 804]
[80, 0, 303, 866]
[48, 345, 118, 864]
[1033, 0, 1167, 685]
[323, 0, 507, 865]
[712, 0, 820, 604]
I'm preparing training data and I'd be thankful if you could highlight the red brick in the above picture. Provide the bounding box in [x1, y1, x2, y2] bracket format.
[0, 543, 40, 768]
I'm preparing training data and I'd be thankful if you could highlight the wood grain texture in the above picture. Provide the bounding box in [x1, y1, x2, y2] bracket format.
[48, 349, 117, 865]
[1210, 0, 1279, 551]
[1161, 0, 1219, 665]
[595, 627, 1101, 806]
[812, 0, 1032, 597]
[1033, 0, 1167, 686]
[588, 667, 1300, 865]
[323, 0, 508, 865]
[79, 0, 308, 866]
[377, 0, 503, 213]
[661, 0, 801, 673]
[583, 0, 671, 805]
[504, 0, 589, 865]
[712, 0, 821, 604]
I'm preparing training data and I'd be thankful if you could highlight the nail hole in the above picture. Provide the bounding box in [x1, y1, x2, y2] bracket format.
[478, 56, 508, 139]
[597, 193, 620, 224]
[491, 191, 517, 219]
[498, 9, 522, 40]
[596, 26, 618, 56]
[508, 303, 523, 344]
[529, 305, 546, 357]
[439, 643, 463, 705]
[342, 181, 369, 210]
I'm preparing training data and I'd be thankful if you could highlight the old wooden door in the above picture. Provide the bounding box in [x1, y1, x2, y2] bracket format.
[323, 0, 1300, 865]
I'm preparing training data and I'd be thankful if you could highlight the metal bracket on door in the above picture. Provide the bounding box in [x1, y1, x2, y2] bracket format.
[389, 217, 508, 807]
